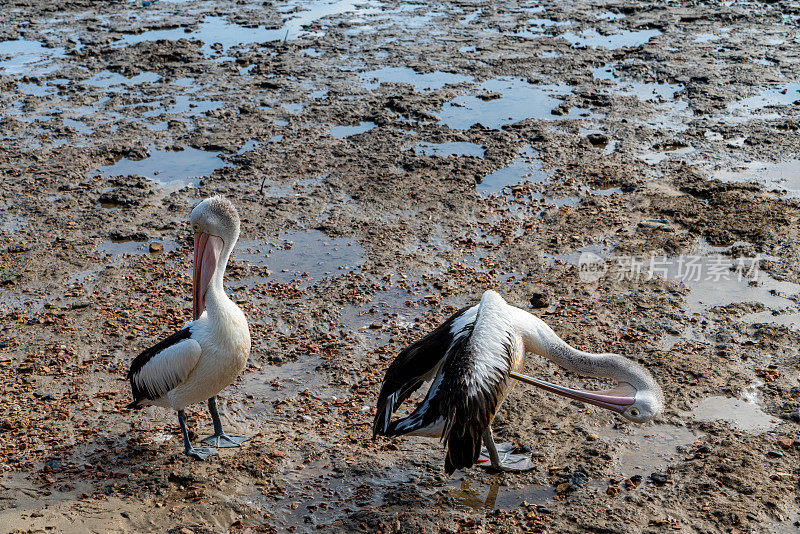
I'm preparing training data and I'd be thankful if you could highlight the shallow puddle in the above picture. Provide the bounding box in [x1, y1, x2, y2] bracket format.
[592, 64, 683, 103]
[640, 145, 694, 165]
[119, 0, 372, 54]
[657, 325, 709, 350]
[2, 215, 27, 232]
[691, 396, 778, 432]
[236, 230, 364, 284]
[329, 121, 376, 138]
[596, 424, 696, 476]
[591, 187, 622, 196]
[595, 11, 626, 21]
[69, 268, 101, 286]
[639, 255, 800, 315]
[461, 9, 481, 24]
[142, 95, 223, 118]
[338, 287, 417, 332]
[283, 103, 304, 114]
[592, 64, 689, 133]
[359, 66, 472, 91]
[477, 146, 549, 196]
[560, 29, 660, 50]
[84, 70, 161, 87]
[238, 140, 260, 153]
[444, 477, 555, 510]
[548, 196, 581, 207]
[512, 18, 571, 39]
[412, 141, 484, 158]
[63, 118, 93, 134]
[18, 82, 52, 97]
[769, 515, 800, 534]
[248, 463, 418, 530]
[728, 82, 800, 112]
[438, 77, 592, 130]
[741, 309, 800, 329]
[694, 32, 723, 43]
[94, 147, 230, 189]
[714, 159, 800, 197]
[0, 39, 65, 75]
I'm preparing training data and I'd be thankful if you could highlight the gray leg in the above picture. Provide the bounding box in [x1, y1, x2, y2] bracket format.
[178, 410, 217, 460]
[483, 428, 503, 469]
[201, 396, 249, 448]
[478, 427, 536, 472]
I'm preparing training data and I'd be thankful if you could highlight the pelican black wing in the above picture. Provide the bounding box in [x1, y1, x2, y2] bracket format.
[127, 327, 194, 408]
[373, 306, 473, 437]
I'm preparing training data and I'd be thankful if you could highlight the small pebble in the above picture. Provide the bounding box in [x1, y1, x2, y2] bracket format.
[638, 218, 675, 232]
[529, 292, 549, 308]
[649, 472, 670, 486]
[568, 471, 589, 487]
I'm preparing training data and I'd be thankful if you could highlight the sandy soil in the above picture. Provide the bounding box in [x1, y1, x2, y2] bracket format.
[1, 0, 799, 532]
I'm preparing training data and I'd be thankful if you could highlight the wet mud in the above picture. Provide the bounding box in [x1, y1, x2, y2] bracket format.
[1, 0, 799, 532]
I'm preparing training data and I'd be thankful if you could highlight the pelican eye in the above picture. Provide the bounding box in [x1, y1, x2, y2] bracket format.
[629, 408, 640, 417]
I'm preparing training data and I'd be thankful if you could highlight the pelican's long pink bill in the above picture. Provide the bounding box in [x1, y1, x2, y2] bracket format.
[193, 232, 223, 320]
[509, 371, 635, 413]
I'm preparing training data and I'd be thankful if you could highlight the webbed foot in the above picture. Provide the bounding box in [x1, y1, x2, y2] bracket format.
[201, 433, 249, 448]
[186, 446, 217, 461]
[477, 442, 536, 472]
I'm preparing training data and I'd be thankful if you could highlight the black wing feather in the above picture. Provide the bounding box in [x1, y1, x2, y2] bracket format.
[373, 307, 472, 438]
[127, 326, 192, 409]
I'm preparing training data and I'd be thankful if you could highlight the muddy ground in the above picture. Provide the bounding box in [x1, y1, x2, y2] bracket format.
[1, 0, 799, 532]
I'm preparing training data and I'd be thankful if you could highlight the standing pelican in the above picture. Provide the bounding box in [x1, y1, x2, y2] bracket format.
[128, 195, 251, 460]
[373, 290, 663, 473]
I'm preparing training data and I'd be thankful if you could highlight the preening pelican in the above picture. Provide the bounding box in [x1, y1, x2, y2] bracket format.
[128, 195, 251, 460]
[373, 290, 663, 473]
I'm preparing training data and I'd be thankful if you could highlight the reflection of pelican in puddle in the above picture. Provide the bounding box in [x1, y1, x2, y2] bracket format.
[447, 478, 500, 510]
[446, 477, 556, 510]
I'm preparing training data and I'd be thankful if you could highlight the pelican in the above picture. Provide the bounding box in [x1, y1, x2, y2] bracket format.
[373, 290, 663, 473]
[127, 195, 251, 460]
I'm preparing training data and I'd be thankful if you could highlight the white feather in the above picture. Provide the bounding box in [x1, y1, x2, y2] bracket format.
[405, 417, 445, 437]
[450, 305, 478, 338]
[464, 290, 515, 397]
[133, 338, 201, 405]
[166, 296, 250, 410]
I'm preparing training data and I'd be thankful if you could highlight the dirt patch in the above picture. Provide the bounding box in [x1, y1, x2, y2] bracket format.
[1, 0, 799, 532]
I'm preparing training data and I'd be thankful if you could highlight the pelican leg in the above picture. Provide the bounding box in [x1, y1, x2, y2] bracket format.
[178, 410, 217, 460]
[478, 427, 536, 473]
[201, 396, 249, 448]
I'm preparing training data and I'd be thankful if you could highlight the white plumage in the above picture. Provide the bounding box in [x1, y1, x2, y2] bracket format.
[131, 338, 201, 407]
[374, 289, 664, 473]
[128, 195, 251, 460]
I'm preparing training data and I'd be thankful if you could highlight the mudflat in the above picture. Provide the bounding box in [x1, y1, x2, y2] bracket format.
[1, 0, 798, 532]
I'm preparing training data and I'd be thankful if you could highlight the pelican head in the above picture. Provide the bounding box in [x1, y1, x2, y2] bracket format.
[189, 195, 240, 319]
[620, 381, 663, 422]
[516, 356, 663, 423]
